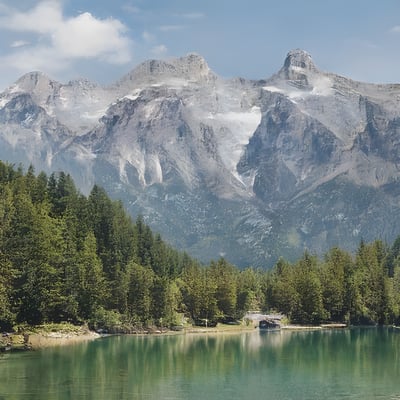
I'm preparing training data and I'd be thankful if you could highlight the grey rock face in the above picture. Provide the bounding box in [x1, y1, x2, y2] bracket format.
[280, 49, 317, 88]
[1, 50, 400, 267]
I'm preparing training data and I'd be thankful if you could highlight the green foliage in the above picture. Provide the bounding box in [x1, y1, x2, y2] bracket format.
[353, 240, 390, 324]
[320, 247, 351, 321]
[127, 262, 155, 325]
[181, 262, 219, 322]
[266, 240, 399, 326]
[0, 162, 197, 330]
[290, 252, 326, 324]
[267, 257, 297, 316]
[236, 267, 265, 317]
[89, 307, 123, 332]
[391, 265, 400, 324]
[0, 160, 400, 331]
[209, 258, 238, 318]
[75, 232, 106, 319]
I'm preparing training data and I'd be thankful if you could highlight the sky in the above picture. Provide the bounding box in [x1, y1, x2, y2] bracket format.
[0, 0, 399, 89]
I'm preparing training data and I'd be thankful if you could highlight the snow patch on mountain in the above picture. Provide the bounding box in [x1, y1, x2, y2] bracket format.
[207, 106, 261, 186]
[147, 154, 163, 184]
[0, 97, 9, 108]
[123, 92, 141, 101]
[263, 75, 333, 98]
[311, 76, 333, 96]
[118, 148, 146, 184]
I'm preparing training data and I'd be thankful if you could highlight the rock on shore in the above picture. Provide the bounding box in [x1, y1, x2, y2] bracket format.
[26, 331, 100, 349]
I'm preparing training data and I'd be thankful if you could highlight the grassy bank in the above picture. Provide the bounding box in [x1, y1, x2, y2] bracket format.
[1, 321, 350, 352]
[1, 323, 100, 351]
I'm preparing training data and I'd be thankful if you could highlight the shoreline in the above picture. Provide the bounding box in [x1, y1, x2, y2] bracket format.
[1, 322, 352, 351]
[1, 324, 100, 352]
[26, 331, 100, 349]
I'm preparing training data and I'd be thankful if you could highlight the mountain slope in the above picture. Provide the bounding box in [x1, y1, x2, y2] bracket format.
[1, 50, 400, 267]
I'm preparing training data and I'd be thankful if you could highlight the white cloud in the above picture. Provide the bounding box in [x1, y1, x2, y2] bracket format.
[2, 46, 72, 73]
[151, 44, 168, 57]
[52, 12, 131, 63]
[390, 25, 400, 33]
[0, 1, 62, 34]
[10, 40, 30, 48]
[0, 0, 133, 75]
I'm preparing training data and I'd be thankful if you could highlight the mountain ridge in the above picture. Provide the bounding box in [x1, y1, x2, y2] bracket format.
[1, 49, 400, 267]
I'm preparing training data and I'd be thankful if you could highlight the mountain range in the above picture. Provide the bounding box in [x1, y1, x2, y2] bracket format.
[1, 49, 400, 267]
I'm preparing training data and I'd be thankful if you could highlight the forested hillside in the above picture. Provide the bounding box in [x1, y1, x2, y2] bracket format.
[1, 161, 400, 331]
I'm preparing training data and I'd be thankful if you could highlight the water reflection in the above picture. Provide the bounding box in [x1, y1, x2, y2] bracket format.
[0, 328, 400, 399]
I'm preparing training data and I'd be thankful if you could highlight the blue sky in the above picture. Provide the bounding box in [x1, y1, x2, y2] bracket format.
[0, 0, 399, 89]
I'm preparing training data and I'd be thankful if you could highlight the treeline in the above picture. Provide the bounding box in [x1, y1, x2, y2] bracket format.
[267, 244, 400, 326]
[0, 161, 400, 331]
[0, 162, 265, 331]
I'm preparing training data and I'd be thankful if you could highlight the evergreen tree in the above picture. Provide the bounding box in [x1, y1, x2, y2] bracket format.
[76, 232, 106, 319]
[111, 200, 135, 268]
[88, 185, 115, 277]
[267, 258, 297, 316]
[391, 264, 400, 324]
[321, 247, 352, 322]
[127, 262, 155, 326]
[355, 240, 390, 324]
[236, 267, 264, 317]
[0, 182, 15, 328]
[151, 276, 181, 327]
[209, 258, 238, 319]
[0, 252, 15, 330]
[133, 215, 154, 267]
[291, 252, 326, 325]
[181, 262, 218, 322]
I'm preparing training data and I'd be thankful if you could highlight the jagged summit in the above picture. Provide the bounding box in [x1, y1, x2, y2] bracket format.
[2, 71, 62, 108]
[263, 49, 333, 95]
[66, 77, 100, 90]
[10, 71, 58, 93]
[276, 49, 319, 89]
[117, 53, 215, 89]
[283, 49, 317, 73]
[174, 53, 211, 79]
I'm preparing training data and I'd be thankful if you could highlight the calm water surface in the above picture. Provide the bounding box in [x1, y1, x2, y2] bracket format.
[1, 327, 400, 399]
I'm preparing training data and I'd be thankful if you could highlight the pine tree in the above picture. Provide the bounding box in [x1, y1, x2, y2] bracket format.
[355, 240, 390, 324]
[209, 258, 238, 319]
[127, 262, 155, 326]
[267, 258, 297, 316]
[291, 252, 326, 324]
[236, 267, 264, 317]
[76, 232, 106, 319]
[321, 247, 352, 322]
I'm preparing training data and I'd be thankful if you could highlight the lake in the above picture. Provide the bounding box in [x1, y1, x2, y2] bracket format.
[1, 327, 400, 399]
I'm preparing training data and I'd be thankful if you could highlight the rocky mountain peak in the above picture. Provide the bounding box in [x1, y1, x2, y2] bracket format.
[11, 71, 58, 94]
[66, 77, 99, 90]
[276, 49, 319, 89]
[117, 53, 214, 90]
[173, 53, 211, 78]
[5, 71, 62, 108]
[283, 49, 316, 72]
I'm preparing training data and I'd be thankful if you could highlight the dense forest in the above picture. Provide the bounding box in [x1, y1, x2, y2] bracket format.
[1, 161, 400, 332]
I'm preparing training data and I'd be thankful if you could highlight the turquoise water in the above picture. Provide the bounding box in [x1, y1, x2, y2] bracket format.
[1, 327, 400, 399]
